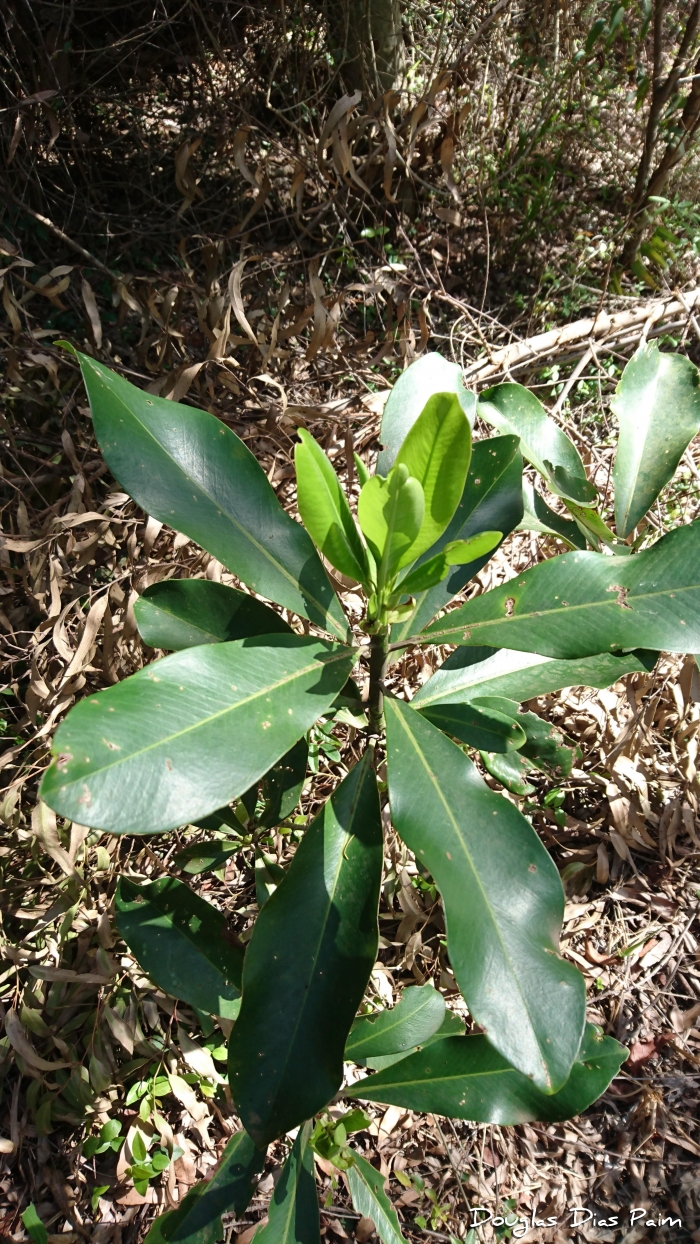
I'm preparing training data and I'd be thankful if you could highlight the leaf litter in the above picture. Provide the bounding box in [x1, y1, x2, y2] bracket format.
[2, 261, 700, 1244]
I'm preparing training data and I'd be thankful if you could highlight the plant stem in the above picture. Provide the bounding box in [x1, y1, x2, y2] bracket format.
[367, 628, 389, 734]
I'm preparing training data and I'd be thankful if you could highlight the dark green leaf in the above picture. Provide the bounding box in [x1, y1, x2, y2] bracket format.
[173, 841, 239, 876]
[478, 383, 596, 506]
[385, 698, 585, 1092]
[144, 1129, 265, 1244]
[346, 985, 445, 1063]
[393, 392, 472, 561]
[70, 349, 347, 639]
[377, 353, 476, 475]
[418, 521, 700, 656]
[613, 341, 700, 537]
[40, 635, 355, 834]
[363, 1009, 466, 1072]
[391, 437, 523, 642]
[516, 710, 578, 778]
[135, 580, 292, 651]
[414, 645, 657, 711]
[417, 696, 526, 754]
[255, 1123, 320, 1244]
[520, 481, 586, 549]
[259, 738, 309, 828]
[355, 1025, 627, 1124]
[346, 1153, 409, 1244]
[480, 750, 535, 796]
[295, 430, 369, 584]
[255, 852, 286, 907]
[115, 877, 243, 1018]
[228, 754, 382, 1146]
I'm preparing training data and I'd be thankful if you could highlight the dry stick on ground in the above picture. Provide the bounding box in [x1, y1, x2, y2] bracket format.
[460, 286, 700, 384]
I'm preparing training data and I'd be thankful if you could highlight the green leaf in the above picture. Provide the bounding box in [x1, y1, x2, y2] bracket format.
[40, 635, 355, 834]
[355, 1025, 627, 1124]
[295, 430, 369, 584]
[480, 750, 535, 796]
[612, 341, 700, 537]
[385, 698, 585, 1092]
[228, 754, 382, 1146]
[115, 876, 243, 1018]
[259, 738, 309, 828]
[393, 392, 472, 561]
[255, 851, 286, 907]
[417, 696, 526, 754]
[418, 521, 700, 655]
[515, 710, 578, 778]
[478, 383, 596, 506]
[377, 353, 476, 475]
[21, 1205, 48, 1244]
[346, 985, 446, 1063]
[363, 1008, 466, 1072]
[70, 349, 347, 639]
[135, 579, 292, 651]
[390, 437, 523, 642]
[173, 841, 239, 876]
[131, 1131, 148, 1162]
[254, 1123, 320, 1244]
[398, 532, 502, 597]
[144, 1129, 265, 1244]
[346, 1153, 409, 1244]
[358, 466, 424, 578]
[414, 645, 657, 711]
[520, 481, 586, 549]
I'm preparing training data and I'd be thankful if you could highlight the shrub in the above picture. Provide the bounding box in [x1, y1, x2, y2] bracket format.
[41, 340, 700, 1243]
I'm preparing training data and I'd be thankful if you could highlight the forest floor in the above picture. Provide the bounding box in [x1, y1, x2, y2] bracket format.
[2, 212, 700, 1244]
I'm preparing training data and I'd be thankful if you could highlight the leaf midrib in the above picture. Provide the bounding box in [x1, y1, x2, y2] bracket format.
[424, 577, 700, 643]
[90, 364, 346, 639]
[389, 703, 552, 1084]
[54, 646, 351, 787]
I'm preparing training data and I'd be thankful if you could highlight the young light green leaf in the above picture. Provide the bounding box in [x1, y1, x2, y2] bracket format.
[478, 383, 596, 506]
[21, 1205, 48, 1244]
[115, 877, 243, 1017]
[414, 646, 657, 711]
[40, 635, 355, 834]
[377, 353, 476, 475]
[295, 430, 369, 584]
[358, 465, 424, 578]
[255, 1123, 320, 1244]
[135, 579, 292, 650]
[443, 532, 502, 564]
[346, 985, 446, 1063]
[613, 340, 700, 537]
[390, 437, 523, 642]
[354, 452, 370, 487]
[393, 392, 472, 561]
[144, 1129, 266, 1244]
[346, 1153, 409, 1244]
[67, 348, 347, 639]
[385, 698, 585, 1092]
[228, 754, 382, 1146]
[355, 1026, 627, 1125]
[418, 520, 700, 656]
[400, 532, 503, 595]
